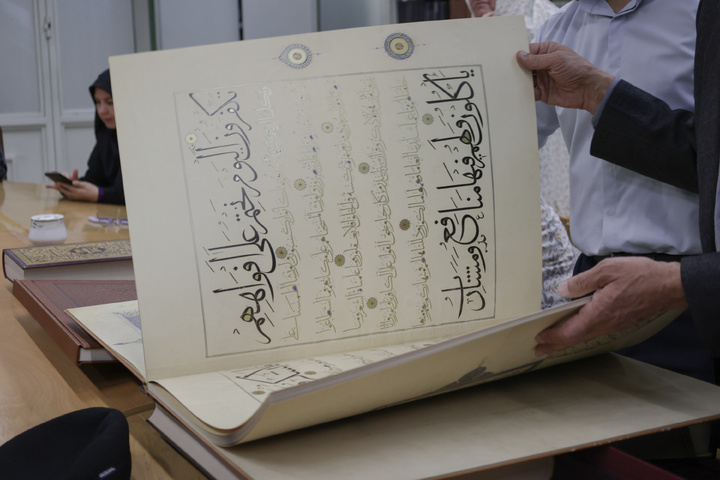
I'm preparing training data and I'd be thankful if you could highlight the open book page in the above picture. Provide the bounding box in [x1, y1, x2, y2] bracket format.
[109, 16, 542, 381]
[70, 298, 681, 445]
[69, 300, 146, 378]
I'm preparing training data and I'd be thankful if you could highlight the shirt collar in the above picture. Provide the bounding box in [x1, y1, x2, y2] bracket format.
[576, 0, 641, 16]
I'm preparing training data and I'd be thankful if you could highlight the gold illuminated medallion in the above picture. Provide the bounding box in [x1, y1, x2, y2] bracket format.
[385, 33, 414, 60]
[280, 44, 312, 68]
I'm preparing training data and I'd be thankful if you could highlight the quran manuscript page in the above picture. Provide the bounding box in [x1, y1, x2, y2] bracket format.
[110, 16, 541, 380]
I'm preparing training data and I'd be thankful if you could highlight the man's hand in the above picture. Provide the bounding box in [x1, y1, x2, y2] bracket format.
[468, 0, 496, 16]
[535, 257, 688, 356]
[516, 42, 615, 114]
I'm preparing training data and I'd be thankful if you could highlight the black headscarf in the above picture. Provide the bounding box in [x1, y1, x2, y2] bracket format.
[89, 69, 113, 137]
[83, 69, 124, 204]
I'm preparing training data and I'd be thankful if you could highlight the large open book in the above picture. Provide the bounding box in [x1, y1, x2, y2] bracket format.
[67, 16, 687, 457]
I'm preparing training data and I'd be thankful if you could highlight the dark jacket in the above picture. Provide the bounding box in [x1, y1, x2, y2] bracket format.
[590, 0, 720, 353]
[0, 143, 6, 181]
[83, 69, 125, 205]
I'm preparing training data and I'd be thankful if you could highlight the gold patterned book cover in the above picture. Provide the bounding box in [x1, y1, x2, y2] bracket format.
[3, 239, 133, 282]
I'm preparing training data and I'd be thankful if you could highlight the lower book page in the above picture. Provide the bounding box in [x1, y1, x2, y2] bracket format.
[69, 301, 146, 379]
[147, 354, 720, 480]
[70, 298, 681, 446]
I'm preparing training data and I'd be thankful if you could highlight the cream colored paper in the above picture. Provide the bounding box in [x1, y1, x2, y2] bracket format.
[70, 300, 146, 378]
[147, 354, 720, 480]
[110, 17, 540, 381]
[69, 298, 681, 445]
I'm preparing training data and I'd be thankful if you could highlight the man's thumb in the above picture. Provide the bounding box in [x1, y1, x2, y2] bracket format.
[558, 272, 597, 299]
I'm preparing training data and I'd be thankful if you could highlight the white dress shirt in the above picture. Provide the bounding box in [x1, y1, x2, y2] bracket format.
[535, 0, 702, 256]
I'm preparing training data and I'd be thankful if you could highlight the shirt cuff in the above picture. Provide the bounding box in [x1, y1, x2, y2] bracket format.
[97, 186, 104, 202]
[591, 78, 621, 127]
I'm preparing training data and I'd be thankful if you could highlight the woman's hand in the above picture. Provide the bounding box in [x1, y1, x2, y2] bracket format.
[46, 169, 99, 202]
[55, 180, 100, 202]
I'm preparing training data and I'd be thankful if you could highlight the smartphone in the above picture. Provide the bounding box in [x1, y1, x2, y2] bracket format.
[45, 172, 73, 185]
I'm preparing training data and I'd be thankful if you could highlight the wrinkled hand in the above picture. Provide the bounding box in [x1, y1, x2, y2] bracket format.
[468, 0, 496, 16]
[516, 42, 615, 114]
[535, 257, 688, 356]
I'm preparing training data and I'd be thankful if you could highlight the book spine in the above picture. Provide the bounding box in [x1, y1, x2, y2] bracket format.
[12, 280, 84, 364]
[22, 255, 133, 270]
[3, 248, 28, 269]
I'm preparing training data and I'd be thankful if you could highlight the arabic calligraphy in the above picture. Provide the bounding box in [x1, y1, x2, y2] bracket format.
[423, 69, 491, 318]
[175, 65, 494, 357]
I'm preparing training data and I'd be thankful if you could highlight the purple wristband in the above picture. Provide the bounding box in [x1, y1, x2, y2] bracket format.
[97, 186, 104, 202]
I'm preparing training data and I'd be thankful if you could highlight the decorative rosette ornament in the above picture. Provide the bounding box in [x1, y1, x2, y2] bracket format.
[385, 33, 414, 60]
[280, 44, 312, 69]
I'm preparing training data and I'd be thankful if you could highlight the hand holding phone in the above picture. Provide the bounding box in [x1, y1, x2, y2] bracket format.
[45, 172, 73, 185]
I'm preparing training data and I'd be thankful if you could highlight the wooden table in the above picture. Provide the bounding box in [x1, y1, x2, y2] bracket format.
[3, 182, 720, 480]
[0, 182, 205, 479]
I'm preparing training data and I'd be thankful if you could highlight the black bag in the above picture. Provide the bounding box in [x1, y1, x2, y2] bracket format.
[0, 407, 131, 480]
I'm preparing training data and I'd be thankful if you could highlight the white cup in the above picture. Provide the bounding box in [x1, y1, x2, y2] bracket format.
[29, 214, 68, 245]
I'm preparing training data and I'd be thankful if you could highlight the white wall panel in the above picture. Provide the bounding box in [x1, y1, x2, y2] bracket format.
[0, 0, 42, 114]
[62, 124, 95, 176]
[3, 129, 47, 182]
[55, 1, 135, 110]
[242, 0, 316, 40]
[319, 0, 393, 31]
[156, 0, 239, 49]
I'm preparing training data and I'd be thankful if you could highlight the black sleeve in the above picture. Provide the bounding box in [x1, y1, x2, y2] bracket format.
[590, 80, 698, 193]
[97, 167, 125, 205]
[81, 143, 105, 186]
[681, 253, 720, 356]
[0, 144, 7, 181]
[81, 136, 125, 205]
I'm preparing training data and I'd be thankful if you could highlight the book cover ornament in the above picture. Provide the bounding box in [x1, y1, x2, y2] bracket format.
[175, 32, 495, 357]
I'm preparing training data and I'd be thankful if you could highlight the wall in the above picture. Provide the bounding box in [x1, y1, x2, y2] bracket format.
[319, 0, 394, 31]
[241, 0, 394, 40]
[0, 0, 135, 182]
[241, 0, 317, 40]
[0, 0, 241, 183]
[155, 0, 239, 49]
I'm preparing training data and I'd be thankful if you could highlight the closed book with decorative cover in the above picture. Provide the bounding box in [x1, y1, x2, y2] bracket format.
[2, 239, 134, 282]
[12, 278, 137, 364]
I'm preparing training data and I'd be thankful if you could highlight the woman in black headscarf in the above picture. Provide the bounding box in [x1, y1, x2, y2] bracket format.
[47, 69, 124, 204]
